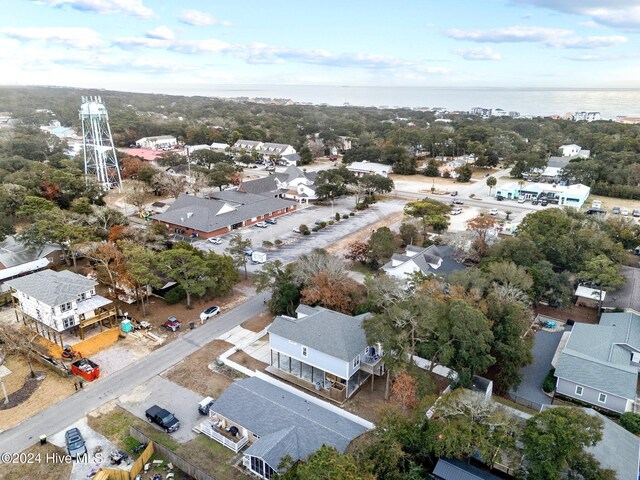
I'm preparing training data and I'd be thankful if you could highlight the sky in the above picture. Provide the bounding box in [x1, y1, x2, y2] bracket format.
[2, 0, 640, 94]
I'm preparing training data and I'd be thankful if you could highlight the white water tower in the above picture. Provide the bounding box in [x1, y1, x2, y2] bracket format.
[79, 96, 122, 191]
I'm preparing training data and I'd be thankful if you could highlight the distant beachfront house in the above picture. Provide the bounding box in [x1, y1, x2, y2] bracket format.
[559, 144, 590, 158]
[135, 135, 177, 149]
[347, 161, 392, 178]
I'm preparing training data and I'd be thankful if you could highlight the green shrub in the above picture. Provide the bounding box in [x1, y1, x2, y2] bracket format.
[303, 230, 311, 236]
[274, 239, 282, 246]
[311, 226, 319, 232]
[262, 240, 273, 248]
[335, 212, 341, 221]
[542, 368, 556, 393]
[328, 220, 335, 225]
[299, 224, 310, 235]
[620, 412, 640, 434]
[164, 286, 186, 305]
[349, 212, 355, 216]
[355, 203, 368, 211]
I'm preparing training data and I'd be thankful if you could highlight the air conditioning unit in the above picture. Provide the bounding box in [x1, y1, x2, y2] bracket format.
[632, 352, 640, 364]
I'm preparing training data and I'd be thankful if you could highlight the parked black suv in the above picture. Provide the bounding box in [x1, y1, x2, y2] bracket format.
[145, 405, 180, 433]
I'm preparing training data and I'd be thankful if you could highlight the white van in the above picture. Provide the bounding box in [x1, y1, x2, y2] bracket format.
[198, 396, 214, 415]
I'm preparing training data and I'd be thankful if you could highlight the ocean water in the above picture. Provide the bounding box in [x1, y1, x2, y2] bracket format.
[197, 85, 640, 119]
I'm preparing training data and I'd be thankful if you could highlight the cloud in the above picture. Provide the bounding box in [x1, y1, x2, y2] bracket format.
[510, 1, 640, 30]
[549, 35, 627, 48]
[179, 9, 231, 26]
[34, 0, 154, 18]
[446, 25, 573, 42]
[578, 20, 600, 28]
[146, 26, 175, 41]
[452, 47, 502, 60]
[1, 27, 103, 49]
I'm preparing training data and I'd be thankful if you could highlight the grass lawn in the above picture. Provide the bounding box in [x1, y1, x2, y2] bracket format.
[0, 442, 73, 480]
[89, 406, 247, 479]
[493, 396, 539, 416]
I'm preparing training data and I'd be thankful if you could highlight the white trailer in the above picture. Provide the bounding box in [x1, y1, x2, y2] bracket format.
[251, 251, 267, 264]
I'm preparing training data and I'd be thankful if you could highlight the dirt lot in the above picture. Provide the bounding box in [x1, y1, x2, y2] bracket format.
[586, 194, 640, 213]
[228, 350, 268, 372]
[240, 312, 272, 332]
[89, 405, 247, 480]
[0, 441, 73, 480]
[163, 340, 237, 398]
[325, 210, 405, 258]
[0, 356, 74, 431]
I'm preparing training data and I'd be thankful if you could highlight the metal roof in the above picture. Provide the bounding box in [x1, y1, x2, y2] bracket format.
[433, 458, 501, 480]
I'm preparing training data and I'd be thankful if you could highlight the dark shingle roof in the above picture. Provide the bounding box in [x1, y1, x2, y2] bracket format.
[268, 306, 370, 362]
[5, 270, 96, 306]
[433, 458, 501, 480]
[152, 194, 296, 233]
[212, 377, 367, 469]
[240, 174, 288, 195]
[0, 236, 61, 269]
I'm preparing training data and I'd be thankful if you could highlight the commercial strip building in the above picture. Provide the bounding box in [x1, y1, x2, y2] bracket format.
[151, 191, 297, 239]
[495, 182, 591, 208]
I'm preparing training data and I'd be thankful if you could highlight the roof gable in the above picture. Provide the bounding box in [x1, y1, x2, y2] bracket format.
[268, 306, 370, 361]
[6, 269, 96, 306]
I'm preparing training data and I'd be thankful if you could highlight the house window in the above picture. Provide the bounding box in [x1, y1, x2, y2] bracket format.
[60, 302, 72, 312]
[252, 433, 260, 439]
[575, 385, 583, 396]
[598, 393, 607, 403]
[78, 292, 86, 302]
[301, 346, 308, 357]
[353, 356, 360, 368]
[62, 317, 75, 329]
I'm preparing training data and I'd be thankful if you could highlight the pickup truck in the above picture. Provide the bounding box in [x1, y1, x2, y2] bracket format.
[145, 405, 180, 433]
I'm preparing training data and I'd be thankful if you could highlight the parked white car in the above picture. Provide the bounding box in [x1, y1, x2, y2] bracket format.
[622, 208, 629, 216]
[451, 207, 463, 215]
[489, 208, 499, 216]
[200, 306, 221, 322]
[207, 237, 222, 245]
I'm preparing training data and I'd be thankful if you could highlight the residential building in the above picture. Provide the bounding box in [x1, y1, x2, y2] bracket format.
[0, 236, 63, 293]
[135, 135, 177, 149]
[240, 166, 318, 203]
[560, 144, 581, 157]
[210, 142, 230, 153]
[5, 270, 117, 346]
[152, 191, 297, 239]
[492, 108, 508, 117]
[232, 140, 296, 159]
[382, 244, 465, 281]
[267, 305, 385, 403]
[198, 377, 367, 479]
[583, 408, 640, 480]
[433, 458, 501, 480]
[554, 311, 640, 414]
[573, 111, 601, 122]
[470, 107, 492, 118]
[279, 153, 300, 166]
[347, 161, 392, 178]
[184, 144, 211, 156]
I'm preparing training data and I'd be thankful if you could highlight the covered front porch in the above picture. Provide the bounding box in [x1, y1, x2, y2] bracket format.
[266, 350, 372, 403]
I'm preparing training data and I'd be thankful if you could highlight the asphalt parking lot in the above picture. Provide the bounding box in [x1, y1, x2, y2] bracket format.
[192, 198, 404, 272]
[117, 375, 203, 444]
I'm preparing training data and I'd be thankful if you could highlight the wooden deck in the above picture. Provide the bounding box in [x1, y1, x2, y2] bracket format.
[265, 365, 347, 403]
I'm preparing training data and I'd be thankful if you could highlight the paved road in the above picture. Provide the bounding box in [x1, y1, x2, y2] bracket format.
[0, 294, 265, 455]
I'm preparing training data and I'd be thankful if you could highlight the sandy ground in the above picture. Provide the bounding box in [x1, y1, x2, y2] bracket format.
[240, 312, 272, 332]
[163, 340, 236, 398]
[585, 194, 640, 214]
[0, 356, 75, 431]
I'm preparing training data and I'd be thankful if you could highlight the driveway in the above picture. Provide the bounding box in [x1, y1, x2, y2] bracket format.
[117, 376, 203, 444]
[510, 328, 565, 408]
[48, 417, 126, 480]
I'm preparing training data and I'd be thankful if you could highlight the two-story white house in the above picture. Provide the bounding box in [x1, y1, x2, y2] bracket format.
[266, 305, 384, 403]
[232, 140, 296, 160]
[6, 270, 117, 347]
[135, 135, 177, 150]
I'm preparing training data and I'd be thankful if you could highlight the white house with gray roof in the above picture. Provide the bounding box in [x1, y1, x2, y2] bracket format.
[347, 161, 392, 178]
[5, 270, 117, 346]
[135, 135, 177, 149]
[267, 305, 384, 403]
[240, 166, 317, 203]
[382, 244, 465, 282]
[232, 140, 296, 160]
[554, 311, 640, 414]
[199, 377, 367, 479]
